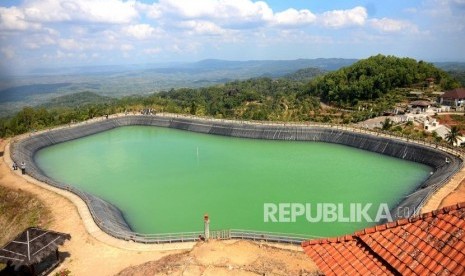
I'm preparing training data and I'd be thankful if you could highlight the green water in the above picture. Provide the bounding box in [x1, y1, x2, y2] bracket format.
[35, 126, 431, 237]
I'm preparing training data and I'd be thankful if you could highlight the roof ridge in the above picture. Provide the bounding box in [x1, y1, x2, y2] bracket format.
[301, 234, 354, 246]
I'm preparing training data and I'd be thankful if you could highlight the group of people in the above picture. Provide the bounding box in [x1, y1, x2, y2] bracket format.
[12, 161, 26, 175]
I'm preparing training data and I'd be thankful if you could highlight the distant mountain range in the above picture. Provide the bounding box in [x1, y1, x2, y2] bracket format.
[25, 58, 357, 76]
[1, 58, 464, 118]
[10, 58, 465, 77]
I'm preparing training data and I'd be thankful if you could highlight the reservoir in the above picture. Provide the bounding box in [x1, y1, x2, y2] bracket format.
[35, 125, 431, 237]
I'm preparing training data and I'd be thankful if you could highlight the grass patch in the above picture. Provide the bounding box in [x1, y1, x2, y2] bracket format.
[0, 185, 52, 259]
[0, 185, 52, 270]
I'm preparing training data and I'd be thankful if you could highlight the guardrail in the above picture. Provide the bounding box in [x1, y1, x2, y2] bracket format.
[154, 112, 465, 158]
[10, 113, 465, 244]
[229, 229, 324, 244]
[19, 112, 465, 158]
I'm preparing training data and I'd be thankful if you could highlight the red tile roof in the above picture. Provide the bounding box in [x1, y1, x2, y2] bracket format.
[302, 202, 465, 276]
[442, 88, 465, 100]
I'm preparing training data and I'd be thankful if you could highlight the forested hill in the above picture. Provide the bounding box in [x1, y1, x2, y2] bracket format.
[39, 91, 114, 108]
[282, 67, 326, 82]
[1, 55, 463, 137]
[307, 55, 460, 105]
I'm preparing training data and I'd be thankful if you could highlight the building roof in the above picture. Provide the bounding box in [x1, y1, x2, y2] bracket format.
[302, 202, 465, 276]
[0, 227, 71, 268]
[410, 100, 431, 107]
[442, 88, 465, 100]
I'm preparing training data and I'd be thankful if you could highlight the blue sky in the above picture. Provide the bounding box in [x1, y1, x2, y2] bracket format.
[0, 0, 464, 75]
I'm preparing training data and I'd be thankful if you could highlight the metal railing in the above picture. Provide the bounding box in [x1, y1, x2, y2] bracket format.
[9, 113, 465, 244]
[154, 112, 465, 157]
[230, 229, 324, 244]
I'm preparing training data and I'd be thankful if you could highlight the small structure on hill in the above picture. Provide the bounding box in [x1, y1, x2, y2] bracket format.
[425, 77, 435, 88]
[0, 227, 70, 276]
[409, 100, 431, 113]
[423, 118, 439, 130]
[410, 100, 431, 109]
[422, 118, 465, 145]
[440, 88, 465, 108]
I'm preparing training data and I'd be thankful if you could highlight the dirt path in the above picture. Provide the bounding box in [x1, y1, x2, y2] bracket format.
[421, 164, 465, 213]
[438, 178, 465, 208]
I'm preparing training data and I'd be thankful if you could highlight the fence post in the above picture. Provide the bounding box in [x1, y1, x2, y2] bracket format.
[204, 214, 210, 241]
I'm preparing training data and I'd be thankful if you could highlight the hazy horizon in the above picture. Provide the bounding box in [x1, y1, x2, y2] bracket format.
[3, 57, 465, 78]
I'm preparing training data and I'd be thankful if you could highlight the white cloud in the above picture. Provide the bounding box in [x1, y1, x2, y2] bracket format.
[370, 18, 418, 33]
[42, 50, 75, 60]
[58, 38, 84, 51]
[143, 47, 162, 55]
[25, 43, 40, 49]
[153, 0, 273, 28]
[56, 50, 66, 59]
[120, 44, 134, 51]
[23, 34, 56, 49]
[136, 2, 162, 19]
[139, 0, 366, 32]
[1, 46, 15, 59]
[160, 0, 272, 19]
[178, 20, 226, 35]
[319, 6, 367, 28]
[23, 0, 138, 24]
[0, 7, 41, 31]
[273, 8, 316, 27]
[123, 24, 159, 40]
[169, 41, 201, 54]
[3, 0, 461, 70]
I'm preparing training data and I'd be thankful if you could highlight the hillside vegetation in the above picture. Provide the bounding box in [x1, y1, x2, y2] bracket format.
[448, 70, 465, 87]
[283, 67, 326, 82]
[0, 58, 357, 117]
[40, 91, 115, 109]
[308, 55, 459, 105]
[0, 55, 461, 138]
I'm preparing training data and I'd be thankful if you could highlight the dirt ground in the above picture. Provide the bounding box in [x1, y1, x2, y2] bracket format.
[0, 138, 318, 276]
[116, 240, 319, 276]
[439, 178, 465, 208]
[421, 161, 465, 213]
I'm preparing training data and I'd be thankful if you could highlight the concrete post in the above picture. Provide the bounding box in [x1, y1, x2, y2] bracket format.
[204, 214, 210, 241]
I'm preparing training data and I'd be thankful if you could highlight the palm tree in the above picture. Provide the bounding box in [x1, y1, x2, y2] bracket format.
[445, 126, 460, 146]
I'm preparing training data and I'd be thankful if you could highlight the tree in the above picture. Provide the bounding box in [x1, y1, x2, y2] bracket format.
[445, 126, 460, 145]
[380, 118, 394, 130]
[190, 102, 197, 115]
